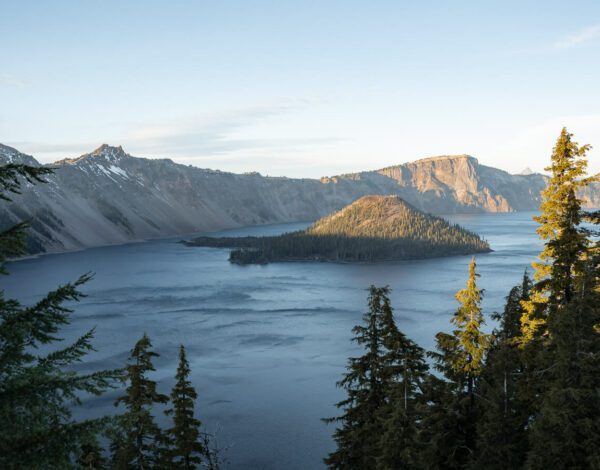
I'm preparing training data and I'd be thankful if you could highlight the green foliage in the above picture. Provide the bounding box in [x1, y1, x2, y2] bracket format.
[0, 163, 53, 202]
[112, 334, 169, 469]
[508, 129, 600, 467]
[376, 291, 429, 470]
[0, 163, 52, 272]
[423, 257, 491, 468]
[324, 286, 429, 470]
[473, 273, 531, 469]
[187, 196, 490, 264]
[165, 345, 206, 469]
[418, 375, 469, 470]
[521, 127, 593, 342]
[451, 257, 491, 376]
[77, 439, 108, 469]
[0, 162, 121, 469]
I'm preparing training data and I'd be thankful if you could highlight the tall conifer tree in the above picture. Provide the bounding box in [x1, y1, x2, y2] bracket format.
[423, 257, 491, 468]
[325, 286, 429, 469]
[520, 129, 600, 467]
[324, 286, 389, 469]
[376, 293, 429, 470]
[165, 345, 205, 469]
[521, 127, 592, 342]
[112, 334, 168, 469]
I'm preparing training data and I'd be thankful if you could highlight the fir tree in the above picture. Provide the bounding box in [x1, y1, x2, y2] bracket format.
[423, 257, 491, 468]
[325, 286, 429, 469]
[519, 129, 600, 467]
[376, 292, 429, 470]
[521, 127, 592, 342]
[112, 334, 169, 469]
[165, 344, 205, 469]
[452, 257, 490, 391]
[418, 374, 465, 469]
[324, 286, 389, 469]
[0, 162, 121, 468]
[473, 272, 531, 469]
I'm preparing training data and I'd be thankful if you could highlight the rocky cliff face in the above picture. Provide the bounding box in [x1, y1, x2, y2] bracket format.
[1, 143, 598, 255]
[336, 155, 548, 213]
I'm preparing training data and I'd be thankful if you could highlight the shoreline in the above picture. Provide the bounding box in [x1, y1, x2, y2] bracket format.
[9, 211, 529, 263]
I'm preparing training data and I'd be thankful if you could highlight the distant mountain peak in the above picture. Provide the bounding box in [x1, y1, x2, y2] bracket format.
[519, 167, 534, 175]
[0, 143, 40, 166]
[89, 144, 127, 161]
[55, 144, 129, 166]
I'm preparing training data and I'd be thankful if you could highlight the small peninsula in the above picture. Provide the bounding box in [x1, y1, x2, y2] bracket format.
[184, 195, 491, 264]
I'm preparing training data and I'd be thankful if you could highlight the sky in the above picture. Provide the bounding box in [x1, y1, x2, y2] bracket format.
[1, 0, 599, 178]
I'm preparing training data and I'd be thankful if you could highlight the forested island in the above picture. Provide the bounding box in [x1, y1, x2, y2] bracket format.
[184, 195, 491, 263]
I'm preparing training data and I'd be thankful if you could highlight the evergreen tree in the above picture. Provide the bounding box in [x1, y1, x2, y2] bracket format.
[0, 162, 121, 468]
[324, 286, 389, 469]
[474, 272, 531, 469]
[521, 127, 592, 342]
[165, 344, 205, 469]
[422, 257, 491, 468]
[518, 129, 600, 467]
[452, 257, 490, 397]
[418, 374, 465, 469]
[325, 286, 429, 469]
[376, 293, 429, 470]
[112, 334, 169, 469]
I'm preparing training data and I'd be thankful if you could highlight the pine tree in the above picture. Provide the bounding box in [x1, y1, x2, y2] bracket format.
[112, 334, 169, 469]
[418, 374, 464, 469]
[324, 286, 389, 469]
[473, 272, 531, 469]
[422, 257, 491, 468]
[165, 345, 205, 469]
[325, 286, 430, 469]
[520, 129, 600, 467]
[452, 257, 490, 394]
[521, 127, 592, 342]
[376, 293, 429, 470]
[325, 286, 404, 469]
[0, 163, 121, 468]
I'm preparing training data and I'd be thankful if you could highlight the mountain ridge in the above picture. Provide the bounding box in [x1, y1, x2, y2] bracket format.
[2, 143, 599, 255]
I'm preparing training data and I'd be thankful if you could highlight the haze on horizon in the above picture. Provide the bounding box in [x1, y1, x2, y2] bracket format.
[1, 0, 599, 178]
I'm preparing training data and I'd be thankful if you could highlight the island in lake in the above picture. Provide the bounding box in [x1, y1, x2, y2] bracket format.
[184, 195, 491, 264]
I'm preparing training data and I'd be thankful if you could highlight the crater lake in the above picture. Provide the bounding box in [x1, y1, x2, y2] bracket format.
[5, 211, 541, 469]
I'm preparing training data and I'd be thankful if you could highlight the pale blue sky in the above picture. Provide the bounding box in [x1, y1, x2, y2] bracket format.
[1, 1, 599, 177]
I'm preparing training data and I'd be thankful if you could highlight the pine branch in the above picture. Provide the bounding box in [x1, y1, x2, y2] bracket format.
[38, 328, 97, 367]
[16, 273, 93, 346]
[0, 164, 54, 201]
[0, 222, 29, 272]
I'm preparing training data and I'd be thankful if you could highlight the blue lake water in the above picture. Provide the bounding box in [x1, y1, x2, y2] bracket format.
[4, 212, 542, 469]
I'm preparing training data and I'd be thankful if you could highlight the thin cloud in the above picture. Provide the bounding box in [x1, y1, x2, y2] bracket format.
[5, 101, 342, 171]
[124, 103, 341, 158]
[555, 24, 600, 50]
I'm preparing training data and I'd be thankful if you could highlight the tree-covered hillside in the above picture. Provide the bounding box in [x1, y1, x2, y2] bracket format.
[185, 195, 491, 263]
